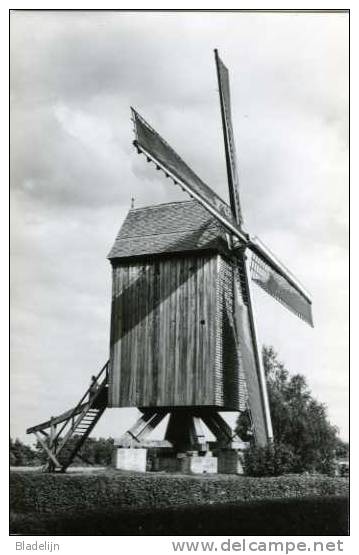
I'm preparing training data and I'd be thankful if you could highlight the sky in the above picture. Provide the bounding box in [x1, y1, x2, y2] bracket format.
[10, 10, 349, 444]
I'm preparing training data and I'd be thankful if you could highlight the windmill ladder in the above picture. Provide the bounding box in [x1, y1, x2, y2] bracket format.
[26, 361, 109, 472]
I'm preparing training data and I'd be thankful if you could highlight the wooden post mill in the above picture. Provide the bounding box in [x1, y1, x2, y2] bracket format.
[27, 50, 314, 474]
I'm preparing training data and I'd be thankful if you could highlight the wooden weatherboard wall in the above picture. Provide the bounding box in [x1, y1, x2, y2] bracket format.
[109, 252, 245, 411]
[109, 254, 216, 408]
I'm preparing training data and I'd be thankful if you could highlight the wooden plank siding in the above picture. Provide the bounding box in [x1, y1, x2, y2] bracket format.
[109, 252, 244, 410]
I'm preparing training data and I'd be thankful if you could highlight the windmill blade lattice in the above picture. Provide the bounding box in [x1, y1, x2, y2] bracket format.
[215, 49, 243, 227]
[249, 239, 313, 326]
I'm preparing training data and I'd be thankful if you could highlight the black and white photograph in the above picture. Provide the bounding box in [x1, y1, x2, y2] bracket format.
[10, 9, 349, 537]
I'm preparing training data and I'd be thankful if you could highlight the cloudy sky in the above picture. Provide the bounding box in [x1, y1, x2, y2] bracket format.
[10, 10, 348, 443]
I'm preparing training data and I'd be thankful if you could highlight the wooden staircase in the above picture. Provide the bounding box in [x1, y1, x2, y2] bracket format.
[27, 361, 109, 472]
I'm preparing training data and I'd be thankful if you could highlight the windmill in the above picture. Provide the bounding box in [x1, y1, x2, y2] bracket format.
[27, 50, 313, 473]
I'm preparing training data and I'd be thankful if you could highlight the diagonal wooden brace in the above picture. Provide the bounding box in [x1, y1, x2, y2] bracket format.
[118, 410, 168, 446]
[34, 431, 62, 470]
[201, 412, 237, 447]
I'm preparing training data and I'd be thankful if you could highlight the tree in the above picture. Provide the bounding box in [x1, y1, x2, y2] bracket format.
[335, 439, 349, 460]
[10, 435, 115, 468]
[33, 436, 114, 466]
[236, 346, 341, 475]
[10, 437, 41, 466]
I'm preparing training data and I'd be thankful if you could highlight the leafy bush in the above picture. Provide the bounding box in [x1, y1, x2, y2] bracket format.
[10, 438, 42, 467]
[237, 347, 343, 475]
[242, 442, 298, 477]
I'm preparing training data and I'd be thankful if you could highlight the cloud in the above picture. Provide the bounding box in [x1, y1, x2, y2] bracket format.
[10, 11, 349, 442]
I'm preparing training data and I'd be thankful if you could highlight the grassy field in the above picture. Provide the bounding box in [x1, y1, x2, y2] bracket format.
[10, 469, 349, 536]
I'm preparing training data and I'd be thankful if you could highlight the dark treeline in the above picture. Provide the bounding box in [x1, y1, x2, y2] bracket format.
[10, 436, 114, 467]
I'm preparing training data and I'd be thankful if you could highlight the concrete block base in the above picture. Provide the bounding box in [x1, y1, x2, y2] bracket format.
[150, 452, 179, 472]
[113, 447, 147, 472]
[217, 449, 244, 474]
[182, 452, 218, 474]
[112, 446, 243, 474]
[148, 450, 217, 474]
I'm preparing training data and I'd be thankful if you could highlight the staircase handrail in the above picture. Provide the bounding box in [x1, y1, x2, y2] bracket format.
[26, 361, 109, 434]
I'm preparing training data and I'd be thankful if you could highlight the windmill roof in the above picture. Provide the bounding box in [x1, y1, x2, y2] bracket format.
[108, 200, 229, 260]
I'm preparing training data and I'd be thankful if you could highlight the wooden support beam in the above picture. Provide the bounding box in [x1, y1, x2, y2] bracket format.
[34, 432, 62, 469]
[118, 410, 168, 446]
[49, 418, 56, 448]
[27, 403, 89, 434]
[201, 412, 235, 446]
[165, 413, 208, 451]
[165, 413, 191, 448]
[192, 416, 207, 450]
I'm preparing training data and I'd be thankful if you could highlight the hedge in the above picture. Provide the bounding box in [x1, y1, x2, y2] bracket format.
[10, 470, 349, 515]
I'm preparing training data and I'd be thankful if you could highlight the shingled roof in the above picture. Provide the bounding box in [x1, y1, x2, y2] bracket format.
[108, 200, 229, 260]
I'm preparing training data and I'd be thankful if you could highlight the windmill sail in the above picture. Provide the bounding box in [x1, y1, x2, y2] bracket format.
[232, 262, 273, 446]
[131, 108, 241, 233]
[249, 237, 314, 327]
[132, 108, 255, 244]
[215, 51, 272, 445]
[215, 49, 243, 227]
